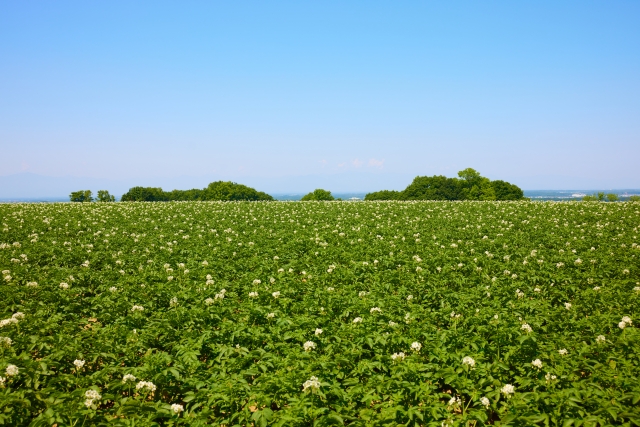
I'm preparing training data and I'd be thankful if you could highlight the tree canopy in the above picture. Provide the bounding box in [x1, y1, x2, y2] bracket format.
[300, 189, 335, 201]
[120, 181, 274, 202]
[365, 168, 525, 201]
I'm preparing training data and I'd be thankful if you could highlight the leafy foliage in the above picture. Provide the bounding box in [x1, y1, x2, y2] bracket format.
[0, 200, 639, 425]
[301, 189, 335, 201]
[121, 182, 274, 202]
[96, 190, 116, 202]
[365, 168, 525, 201]
[69, 190, 93, 202]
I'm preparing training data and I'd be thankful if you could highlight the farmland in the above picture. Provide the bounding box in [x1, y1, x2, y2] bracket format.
[0, 201, 639, 426]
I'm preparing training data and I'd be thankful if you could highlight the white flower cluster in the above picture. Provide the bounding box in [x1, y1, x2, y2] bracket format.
[352, 317, 363, 324]
[558, 349, 568, 355]
[26, 281, 38, 288]
[136, 380, 157, 393]
[122, 373, 136, 383]
[619, 316, 633, 329]
[447, 396, 461, 410]
[59, 282, 69, 289]
[564, 302, 572, 310]
[74, 359, 85, 370]
[531, 359, 543, 369]
[171, 403, 184, 414]
[462, 356, 475, 368]
[596, 335, 606, 343]
[84, 389, 102, 408]
[272, 291, 280, 298]
[302, 376, 320, 392]
[131, 305, 144, 312]
[170, 297, 178, 307]
[411, 342, 422, 352]
[266, 312, 275, 319]
[391, 352, 405, 361]
[545, 372, 557, 382]
[515, 289, 524, 298]
[501, 384, 515, 395]
[314, 328, 323, 336]
[358, 291, 369, 297]
[5, 365, 18, 377]
[480, 396, 490, 407]
[249, 291, 259, 298]
[370, 307, 381, 314]
[303, 341, 316, 352]
[521, 323, 533, 333]
[0, 337, 11, 348]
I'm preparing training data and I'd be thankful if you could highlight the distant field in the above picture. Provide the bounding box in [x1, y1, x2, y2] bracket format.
[0, 201, 639, 425]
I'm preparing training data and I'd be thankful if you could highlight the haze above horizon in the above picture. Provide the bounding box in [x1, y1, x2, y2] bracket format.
[2, 1, 639, 193]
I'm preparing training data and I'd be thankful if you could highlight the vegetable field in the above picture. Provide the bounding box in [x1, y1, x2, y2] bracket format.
[1, 201, 639, 426]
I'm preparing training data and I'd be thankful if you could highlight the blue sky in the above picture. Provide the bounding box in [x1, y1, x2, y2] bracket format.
[1, 1, 639, 192]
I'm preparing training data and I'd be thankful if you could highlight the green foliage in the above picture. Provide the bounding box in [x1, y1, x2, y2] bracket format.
[96, 190, 115, 202]
[628, 195, 640, 202]
[0, 201, 639, 425]
[300, 189, 334, 201]
[583, 192, 607, 202]
[365, 169, 525, 201]
[606, 193, 619, 202]
[364, 190, 402, 201]
[69, 190, 93, 202]
[120, 182, 274, 202]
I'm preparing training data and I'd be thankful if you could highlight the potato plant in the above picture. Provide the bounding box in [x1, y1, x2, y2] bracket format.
[0, 201, 639, 426]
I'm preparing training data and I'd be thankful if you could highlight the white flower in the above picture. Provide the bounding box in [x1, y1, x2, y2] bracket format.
[623, 269, 630, 275]
[3, 275, 10, 282]
[109, 287, 117, 292]
[302, 376, 320, 392]
[253, 279, 262, 285]
[391, 352, 405, 361]
[370, 307, 381, 314]
[122, 374, 136, 383]
[564, 302, 572, 310]
[171, 403, 184, 414]
[622, 316, 632, 325]
[131, 305, 144, 312]
[358, 291, 369, 297]
[249, 291, 258, 298]
[558, 349, 568, 355]
[501, 384, 515, 395]
[515, 289, 524, 298]
[406, 295, 413, 301]
[272, 291, 280, 298]
[545, 372, 557, 382]
[534, 287, 541, 293]
[593, 286, 601, 291]
[575, 258, 582, 265]
[167, 276, 173, 281]
[0, 337, 11, 347]
[85, 389, 101, 400]
[204, 298, 214, 305]
[411, 342, 422, 352]
[59, 282, 69, 289]
[531, 359, 543, 369]
[314, 328, 323, 336]
[214, 292, 224, 300]
[136, 381, 157, 393]
[521, 323, 533, 333]
[26, 281, 38, 288]
[169, 297, 178, 307]
[303, 341, 316, 352]
[326, 287, 334, 291]
[388, 321, 397, 327]
[352, 317, 363, 323]
[633, 286, 640, 293]
[480, 396, 490, 407]
[5, 365, 18, 377]
[596, 335, 606, 343]
[462, 356, 475, 368]
[73, 359, 85, 369]
[494, 314, 499, 320]
[202, 260, 208, 266]
[266, 312, 275, 319]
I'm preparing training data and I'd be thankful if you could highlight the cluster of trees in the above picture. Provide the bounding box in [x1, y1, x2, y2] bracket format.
[119, 181, 274, 202]
[69, 190, 115, 202]
[300, 189, 335, 201]
[365, 168, 525, 201]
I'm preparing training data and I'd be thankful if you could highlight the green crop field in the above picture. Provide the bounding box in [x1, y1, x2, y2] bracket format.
[1, 201, 639, 426]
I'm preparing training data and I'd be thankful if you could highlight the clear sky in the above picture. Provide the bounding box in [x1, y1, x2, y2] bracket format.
[1, 1, 639, 192]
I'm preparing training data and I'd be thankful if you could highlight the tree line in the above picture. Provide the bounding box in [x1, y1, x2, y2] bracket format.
[364, 168, 525, 201]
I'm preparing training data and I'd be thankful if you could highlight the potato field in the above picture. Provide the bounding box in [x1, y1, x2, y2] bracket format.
[0, 201, 639, 426]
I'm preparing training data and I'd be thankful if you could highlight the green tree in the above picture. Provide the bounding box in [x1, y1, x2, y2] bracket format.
[364, 190, 402, 201]
[69, 190, 93, 202]
[120, 187, 167, 202]
[606, 193, 618, 202]
[402, 175, 463, 200]
[491, 180, 525, 200]
[629, 195, 640, 202]
[202, 181, 274, 201]
[96, 190, 115, 202]
[301, 189, 334, 201]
